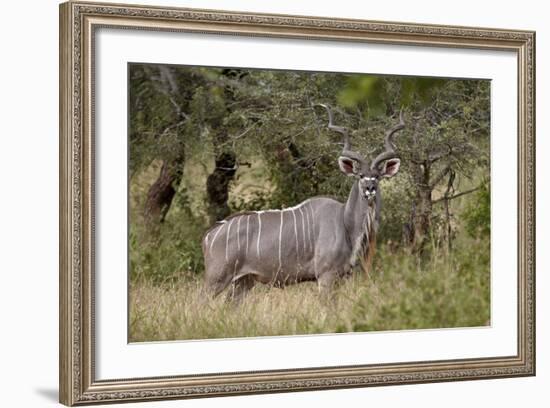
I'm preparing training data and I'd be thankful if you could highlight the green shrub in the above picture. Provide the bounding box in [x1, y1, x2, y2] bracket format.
[463, 182, 490, 238]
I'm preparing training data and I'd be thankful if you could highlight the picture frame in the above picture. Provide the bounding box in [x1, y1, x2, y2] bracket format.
[59, 1, 535, 405]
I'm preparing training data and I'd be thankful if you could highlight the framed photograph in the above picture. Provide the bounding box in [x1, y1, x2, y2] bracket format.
[59, 1, 535, 405]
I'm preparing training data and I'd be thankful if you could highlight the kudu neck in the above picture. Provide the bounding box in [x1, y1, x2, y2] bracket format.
[344, 181, 378, 243]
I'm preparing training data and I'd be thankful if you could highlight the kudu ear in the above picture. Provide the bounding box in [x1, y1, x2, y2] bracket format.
[338, 156, 360, 177]
[380, 158, 401, 178]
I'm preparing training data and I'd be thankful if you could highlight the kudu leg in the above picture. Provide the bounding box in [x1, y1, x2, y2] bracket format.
[204, 268, 233, 299]
[226, 274, 255, 304]
[317, 272, 337, 295]
[316, 270, 350, 305]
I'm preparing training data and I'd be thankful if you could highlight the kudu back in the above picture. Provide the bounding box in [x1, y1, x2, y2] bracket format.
[202, 105, 405, 300]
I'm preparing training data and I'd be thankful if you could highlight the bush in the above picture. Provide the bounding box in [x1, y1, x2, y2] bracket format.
[462, 182, 490, 238]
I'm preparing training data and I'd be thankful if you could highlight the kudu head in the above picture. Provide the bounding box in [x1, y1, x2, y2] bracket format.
[316, 104, 405, 203]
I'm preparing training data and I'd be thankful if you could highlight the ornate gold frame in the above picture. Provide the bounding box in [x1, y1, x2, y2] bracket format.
[59, 1, 535, 405]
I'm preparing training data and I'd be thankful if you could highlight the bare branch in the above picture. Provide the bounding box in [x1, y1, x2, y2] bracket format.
[409, 157, 427, 165]
[229, 125, 256, 150]
[233, 126, 255, 140]
[151, 66, 189, 120]
[430, 165, 451, 189]
[216, 161, 252, 171]
[159, 120, 186, 139]
[433, 185, 482, 204]
[444, 169, 456, 197]
[428, 144, 452, 163]
[158, 66, 178, 93]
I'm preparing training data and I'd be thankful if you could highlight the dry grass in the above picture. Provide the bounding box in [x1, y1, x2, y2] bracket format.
[130, 277, 362, 342]
[129, 240, 490, 342]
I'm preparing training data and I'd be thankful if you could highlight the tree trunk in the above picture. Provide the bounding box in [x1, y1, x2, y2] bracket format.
[206, 150, 237, 224]
[411, 163, 433, 253]
[412, 188, 433, 253]
[443, 197, 452, 251]
[443, 170, 456, 251]
[144, 156, 184, 224]
[142, 65, 188, 226]
[204, 70, 247, 225]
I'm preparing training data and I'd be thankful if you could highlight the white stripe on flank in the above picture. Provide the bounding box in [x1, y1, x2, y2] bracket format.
[304, 205, 311, 253]
[307, 203, 315, 250]
[298, 207, 306, 253]
[278, 210, 284, 272]
[291, 209, 299, 260]
[236, 216, 241, 251]
[209, 222, 226, 251]
[225, 217, 235, 261]
[256, 213, 262, 258]
[246, 215, 250, 255]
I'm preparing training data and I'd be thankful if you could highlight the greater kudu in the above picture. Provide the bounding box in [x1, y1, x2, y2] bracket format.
[202, 105, 405, 300]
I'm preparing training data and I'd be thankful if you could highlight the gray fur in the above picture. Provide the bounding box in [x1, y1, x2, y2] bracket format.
[202, 179, 388, 300]
[202, 106, 404, 300]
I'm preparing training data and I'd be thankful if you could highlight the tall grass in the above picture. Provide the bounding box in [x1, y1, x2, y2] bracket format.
[129, 160, 490, 342]
[129, 236, 489, 342]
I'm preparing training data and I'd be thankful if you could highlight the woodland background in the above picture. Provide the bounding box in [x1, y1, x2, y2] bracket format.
[128, 64, 491, 341]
